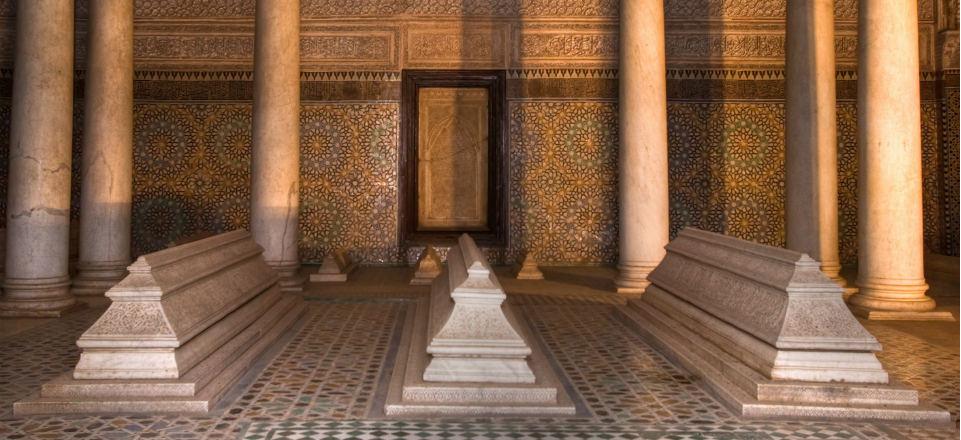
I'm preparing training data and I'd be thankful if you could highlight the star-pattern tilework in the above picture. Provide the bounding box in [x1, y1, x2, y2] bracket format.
[132, 103, 253, 256]
[508, 101, 619, 265]
[836, 103, 859, 265]
[299, 104, 400, 265]
[667, 102, 785, 248]
[941, 86, 960, 256]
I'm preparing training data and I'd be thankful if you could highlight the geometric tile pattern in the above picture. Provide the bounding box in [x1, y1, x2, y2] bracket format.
[131, 103, 253, 256]
[0, 307, 105, 419]
[836, 103, 859, 265]
[300, 104, 400, 264]
[508, 102, 619, 264]
[0, 83, 956, 264]
[941, 85, 960, 256]
[667, 102, 786, 248]
[0, 292, 957, 440]
[527, 304, 736, 424]
[921, 102, 943, 254]
[863, 322, 960, 423]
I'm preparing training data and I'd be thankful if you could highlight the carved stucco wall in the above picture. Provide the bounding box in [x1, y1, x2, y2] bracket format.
[0, 0, 956, 265]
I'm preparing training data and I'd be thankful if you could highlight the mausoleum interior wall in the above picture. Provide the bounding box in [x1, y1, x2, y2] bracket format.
[0, 0, 956, 266]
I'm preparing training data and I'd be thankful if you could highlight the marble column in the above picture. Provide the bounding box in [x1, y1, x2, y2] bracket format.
[251, 0, 303, 292]
[0, 0, 77, 316]
[784, 0, 855, 298]
[848, 0, 952, 320]
[615, 0, 670, 296]
[73, 0, 134, 297]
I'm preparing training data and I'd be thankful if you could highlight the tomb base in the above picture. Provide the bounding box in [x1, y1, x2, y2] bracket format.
[15, 294, 301, 415]
[620, 298, 950, 423]
[384, 299, 576, 416]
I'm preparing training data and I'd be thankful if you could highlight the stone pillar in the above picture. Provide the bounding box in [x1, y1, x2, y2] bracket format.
[73, 0, 134, 297]
[0, 0, 77, 316]
[784, 0, 855, 298]
[849, 0, 952, 320]
[250, 0, 303, 292]
[615, 0, 670, 296]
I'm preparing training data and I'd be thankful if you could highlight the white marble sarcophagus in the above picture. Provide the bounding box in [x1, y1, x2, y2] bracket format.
[622, 228, 949, 423]
[385, 234, 575, 416]
[15, 230, 304, 415]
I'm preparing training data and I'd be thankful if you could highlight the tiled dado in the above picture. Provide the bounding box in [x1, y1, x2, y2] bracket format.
[0, 70, 955, 264]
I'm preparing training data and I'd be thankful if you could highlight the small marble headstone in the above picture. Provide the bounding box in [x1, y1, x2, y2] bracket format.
[310, 249, 356, 282]
[515, 252, 544, 280]
[410, 246, 442, 285]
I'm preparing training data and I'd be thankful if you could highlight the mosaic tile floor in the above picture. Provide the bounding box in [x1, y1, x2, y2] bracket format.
[0, 270, 957, 440]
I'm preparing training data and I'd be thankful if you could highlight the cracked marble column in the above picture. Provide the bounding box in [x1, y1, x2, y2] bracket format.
[848, 0, 951, 320]
[615, 0, 670, 296]
[784, 0, 855, 298]
[250, 0, 303, 292]
[73, 0, 134, 297]
[0, 0, 77, 316]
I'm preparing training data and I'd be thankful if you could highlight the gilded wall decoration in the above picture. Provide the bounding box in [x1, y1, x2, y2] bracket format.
[131, 104, 252, 256]
[667, 102, 786, 248]
[299, 104, 400, 264]
[508, 102, 619, 265]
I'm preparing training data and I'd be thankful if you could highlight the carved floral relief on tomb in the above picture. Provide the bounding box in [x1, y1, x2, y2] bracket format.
[299, 104, 400, 264]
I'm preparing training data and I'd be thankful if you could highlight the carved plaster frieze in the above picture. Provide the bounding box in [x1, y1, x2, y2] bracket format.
[0, 0, 937, 21]
[0, 9, 941, 71]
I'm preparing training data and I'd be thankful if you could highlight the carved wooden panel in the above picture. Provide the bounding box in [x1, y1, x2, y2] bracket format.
[417, 87, 490, 230]
[400, 70, 507, 246]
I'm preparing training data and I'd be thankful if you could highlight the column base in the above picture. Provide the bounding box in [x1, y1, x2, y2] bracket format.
[827, 274, 859, 301]
[819, 265, 858, 300]
[72, 262, 128, 296]
[269, 261, 305, 294]
[615, 263, 655, 298]
[848, 277, 951, 321]
[848, 305, 955, 321]
[0, 276, 78, 317]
